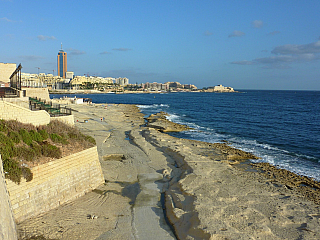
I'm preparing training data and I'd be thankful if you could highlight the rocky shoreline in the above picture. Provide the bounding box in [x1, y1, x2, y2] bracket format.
[17, 103, 320, 239]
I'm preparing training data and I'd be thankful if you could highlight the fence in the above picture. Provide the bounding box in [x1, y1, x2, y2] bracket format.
[29, 97, 72, 117]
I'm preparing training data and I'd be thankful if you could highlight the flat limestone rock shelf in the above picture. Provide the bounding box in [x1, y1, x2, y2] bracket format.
[17, 104, 176, 240]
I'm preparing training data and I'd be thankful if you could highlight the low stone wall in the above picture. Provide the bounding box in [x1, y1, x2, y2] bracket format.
[51, 114, 74, 126]
[6, 146, 104, 223]
[0, 100, 75, 126]
[0, 100, 50, 126]
[2, 97, 29, 109]
[0, 156, 18, 240]
[23, 88, 50, 101]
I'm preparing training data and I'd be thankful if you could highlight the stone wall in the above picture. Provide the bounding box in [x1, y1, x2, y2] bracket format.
[6, 146, 104, 223]
[0, 156, 18, 240]
[22, 88, 50, 101]
[2, 97, 30, 109]
[0, 63, 16, 83]
[51, 114, 74, 126]
[0, 100, 74, 126]
[0, 100, 50, 126]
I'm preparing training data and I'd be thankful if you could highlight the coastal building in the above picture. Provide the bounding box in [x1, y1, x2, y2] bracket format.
[204, 84, 235, 92]
[65, 71, 74, 80]
[57, 45, 67, 79]
[143, 82, 169, 91]
[115, 77, 129, 86]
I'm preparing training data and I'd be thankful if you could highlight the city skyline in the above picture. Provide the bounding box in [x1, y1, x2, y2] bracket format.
[1, 0, 320, 90]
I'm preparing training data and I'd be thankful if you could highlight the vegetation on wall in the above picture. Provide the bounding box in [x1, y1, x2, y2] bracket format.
[0, 119, 96, 184]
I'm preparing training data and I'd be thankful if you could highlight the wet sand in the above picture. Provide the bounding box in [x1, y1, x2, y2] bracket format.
[17, 104, 320, 240]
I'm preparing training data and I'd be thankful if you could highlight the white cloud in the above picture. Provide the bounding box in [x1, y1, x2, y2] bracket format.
[228, 30, 245, 38]
[112, 48, 132, 51]
[252, 20, 263, 28]
[231, 40, 320, 69]
[271, 41, 320, 55]
[67, 48, 86, 55]
[100, 51, 111, 55]
[19, 55, 45, 61]
[37, 35, 56, 41]
[0, 17, 14, 22]
[204, 31, 213, 36]
[230, 60, 256, 65]
[267, 31, 280, 36]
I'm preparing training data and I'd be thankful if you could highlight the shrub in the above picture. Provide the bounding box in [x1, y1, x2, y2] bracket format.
[30, 141, 42, 157]
[0, 119, 8, 132]
[16, 146, 36, 162]
[29, 130, 43, 142]
[84, 135, 96, 145]
[19, 129, 33, 145]
[2, 158, 22, 184]
[0, 133, 16, 160]
[0, 132, 14, 149]
[22, 167, 33, 182]
[50, 133, 68, 144]
[6, 120, 35, 132]
[38, 129, 49, 140]
[46, 120, 73, 134]
[8, 131, 21, 144]
[42, 144, 62, 158]
[0, 144, 16, 161]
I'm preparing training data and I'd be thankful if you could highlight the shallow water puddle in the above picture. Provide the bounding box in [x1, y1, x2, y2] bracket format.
[93, 181, 141, 205]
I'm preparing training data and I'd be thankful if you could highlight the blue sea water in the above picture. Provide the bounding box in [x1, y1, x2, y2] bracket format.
[51, 90, 320, 181]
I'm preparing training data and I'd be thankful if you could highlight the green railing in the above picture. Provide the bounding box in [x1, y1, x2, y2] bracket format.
[29, 97, 72, 117]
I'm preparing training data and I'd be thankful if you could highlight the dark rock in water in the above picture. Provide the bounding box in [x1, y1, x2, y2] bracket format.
[145, 112, 192, 132]
[212, 143, 260, 160]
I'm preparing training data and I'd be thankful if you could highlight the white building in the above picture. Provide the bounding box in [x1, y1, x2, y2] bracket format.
[115, 77, 129, 86]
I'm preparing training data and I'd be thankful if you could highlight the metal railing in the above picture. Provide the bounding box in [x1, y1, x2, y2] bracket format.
[29, 97, 72, 117]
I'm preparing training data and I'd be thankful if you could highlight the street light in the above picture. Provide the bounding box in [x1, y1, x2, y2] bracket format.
[35, 67, 40, 87]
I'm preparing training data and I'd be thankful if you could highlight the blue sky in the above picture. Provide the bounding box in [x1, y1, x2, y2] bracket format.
[1, 0, 320, 90]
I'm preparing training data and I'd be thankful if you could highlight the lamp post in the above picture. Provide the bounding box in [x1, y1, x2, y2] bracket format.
[35, 67, 40, 87]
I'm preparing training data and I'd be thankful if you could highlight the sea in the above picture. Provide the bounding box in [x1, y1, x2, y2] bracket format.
[51, 90, 320, 181]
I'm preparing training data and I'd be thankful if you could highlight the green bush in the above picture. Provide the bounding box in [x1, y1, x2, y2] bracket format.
[38, 129, 49, 140]
[22, 167, 33, 182]
[8, 131, 21, 144]
[0, 132, 13, 146]
[84, 135, 96, 145]
[42, 144, 62, 158]
[2, 158, 22, 184]
[50, 133, 68, 144]
[0, 119, 96, 185]
[19, 129, 33, 145]
[0, 145, 16, 161]
[30, 141, 42, 157]
[29, 130, 43, 142]
[16, 146, 36, 162]
[0, 119, 8, 133]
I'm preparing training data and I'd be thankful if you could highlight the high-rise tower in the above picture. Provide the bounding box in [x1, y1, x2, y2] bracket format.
[57, 43, 67, 78]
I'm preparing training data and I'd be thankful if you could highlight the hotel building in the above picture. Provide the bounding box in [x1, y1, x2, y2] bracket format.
[57, 46, 67, 78]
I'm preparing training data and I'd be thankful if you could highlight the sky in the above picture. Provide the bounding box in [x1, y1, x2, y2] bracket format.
[1, 0, 320, 90]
